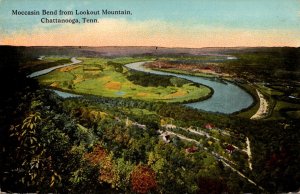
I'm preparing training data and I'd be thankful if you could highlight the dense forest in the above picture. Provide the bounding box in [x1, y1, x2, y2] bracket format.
[221, 48, 300, 82]
[0, 46, 299, 193]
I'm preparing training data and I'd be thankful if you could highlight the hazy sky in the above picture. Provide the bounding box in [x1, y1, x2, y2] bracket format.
[0, 0, 299, 47]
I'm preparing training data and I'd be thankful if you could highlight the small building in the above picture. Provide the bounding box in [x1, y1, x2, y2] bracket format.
[162, 133, 171, 143]
[114, 117, 121, 122]
[159, 131, 172, 143]
[205, 123, 215, 130]
[164, 124, 177, 129]
[132, 122, 146, 130]
[225, 144, 235, 154]
[185, 146, 198, 153]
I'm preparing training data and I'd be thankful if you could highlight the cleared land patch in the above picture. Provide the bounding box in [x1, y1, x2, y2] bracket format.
[59, 65, 81, 72]
[38, 57, 212, 103]
[105, 81, 122, 90]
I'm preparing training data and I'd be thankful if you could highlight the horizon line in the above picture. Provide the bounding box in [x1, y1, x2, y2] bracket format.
[0, 44, 299, 49]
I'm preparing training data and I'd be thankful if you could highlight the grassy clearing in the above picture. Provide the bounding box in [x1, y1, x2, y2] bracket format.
[151, 68, 217, 78]
[256, 84, 284, 96]
[286, 110, 300, 119]
[123, 108, 157, 117]
[43, 56, 70, 62]
[59, 65, 81, 72]
[236, 84, 260, 118]
[269, 100, 300, 120]
[251, 84, 300, 120]
[38, 57, 212, 103]
[21, 57, 71, 73]
[77, 56, 153, 66]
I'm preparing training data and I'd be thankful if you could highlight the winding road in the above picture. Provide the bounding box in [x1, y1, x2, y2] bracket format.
[160, 129, 264, 191]
[250, 89, 268, 119]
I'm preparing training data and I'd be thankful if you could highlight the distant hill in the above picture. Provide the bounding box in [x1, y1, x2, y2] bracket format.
[1, 45, 297, 58]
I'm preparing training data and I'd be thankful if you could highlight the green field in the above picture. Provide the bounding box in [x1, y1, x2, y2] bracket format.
[38, 57, 212, 103]
[151, 68, 217, 78]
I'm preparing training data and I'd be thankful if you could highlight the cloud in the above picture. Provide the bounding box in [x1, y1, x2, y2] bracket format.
[1, 18, 299, 47]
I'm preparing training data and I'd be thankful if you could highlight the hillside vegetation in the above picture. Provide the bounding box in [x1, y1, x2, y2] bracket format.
[0, 46, 299, 193]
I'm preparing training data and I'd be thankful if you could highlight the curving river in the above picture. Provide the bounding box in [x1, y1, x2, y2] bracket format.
[27, 57, 82, 78]
[30, 58, 253, 114]
[125, 62, 253, 114]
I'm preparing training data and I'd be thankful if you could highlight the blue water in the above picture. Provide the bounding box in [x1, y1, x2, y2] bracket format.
[30, 58, 253, 114]
[125, 62, 253, 114]
[27, 57, 81, 78]
[116, 91, 126, 96]
[52, 90, 81, 98]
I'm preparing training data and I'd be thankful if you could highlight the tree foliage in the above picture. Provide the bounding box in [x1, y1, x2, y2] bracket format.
[131, 165, 157, 194]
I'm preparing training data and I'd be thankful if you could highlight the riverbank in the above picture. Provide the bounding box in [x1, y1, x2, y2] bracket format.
[147, 66, 259, 117]
[126, 62, 254, 114]
[28, 57, 82, 78]
[35, 57, 212, 103]
[30, 57, 253, 114]
[250, 90, 269, 119]
[126, 68, 215, 104]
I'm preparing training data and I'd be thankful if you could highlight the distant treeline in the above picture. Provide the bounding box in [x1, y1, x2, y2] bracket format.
[127, 71, 191, 87]
[223, 47, 300, 82]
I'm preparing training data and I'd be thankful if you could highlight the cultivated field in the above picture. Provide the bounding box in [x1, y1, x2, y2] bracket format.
[38, 57, 212, 103]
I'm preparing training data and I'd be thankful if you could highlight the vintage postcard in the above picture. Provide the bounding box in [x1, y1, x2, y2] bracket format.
[0, 0, 299, 193]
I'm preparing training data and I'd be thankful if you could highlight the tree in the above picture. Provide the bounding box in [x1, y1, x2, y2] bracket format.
[85, 145, 119, 188]
[114, 157, 134, 191]
[131, 165, 157, 194]
[197, 177, 229, 194]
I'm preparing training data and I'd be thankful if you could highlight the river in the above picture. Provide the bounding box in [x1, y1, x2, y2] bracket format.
[27, 57, 82, 78]
[125, 62, 253, 114]
[30, 58, 253, 114]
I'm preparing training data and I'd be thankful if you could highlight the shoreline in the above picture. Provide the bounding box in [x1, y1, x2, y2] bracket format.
[31, 57, 253, 114]
[45, 85, 214, 105]
[32, 57, 213, 104]
[28, 57, 82, 78]
[143, 66, 257, 115]
[250, 89, 269, 120]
